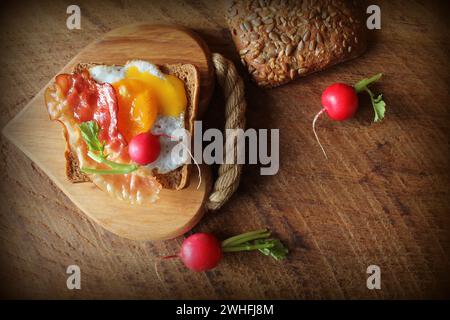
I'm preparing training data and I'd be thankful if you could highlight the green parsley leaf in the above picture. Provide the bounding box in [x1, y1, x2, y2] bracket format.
[78, 120, 138, 175]
[79, 121, 104, 153]
[81, 166, 138, 175]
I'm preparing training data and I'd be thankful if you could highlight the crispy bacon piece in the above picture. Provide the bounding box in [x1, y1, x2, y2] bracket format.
[58, 73, 121, 142]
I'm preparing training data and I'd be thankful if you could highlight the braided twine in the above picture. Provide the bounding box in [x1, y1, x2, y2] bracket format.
[205, 53, 246, 211]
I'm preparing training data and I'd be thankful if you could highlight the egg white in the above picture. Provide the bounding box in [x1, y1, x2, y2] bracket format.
[89, 65, 124, 83]
[89, 60, 165, 83]
[147, 114, 189, 173]
[88, 60, 188, 174]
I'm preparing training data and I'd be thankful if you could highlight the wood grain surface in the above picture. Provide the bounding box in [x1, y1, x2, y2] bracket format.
[2, 24, 214, 241]
[0, 0, 449, 299]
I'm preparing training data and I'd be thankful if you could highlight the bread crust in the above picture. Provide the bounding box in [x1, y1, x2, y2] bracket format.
[226, 0, 367, 88]
[64, 62, 200, 190]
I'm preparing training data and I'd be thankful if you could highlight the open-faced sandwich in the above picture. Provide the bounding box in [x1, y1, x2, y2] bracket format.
[44, 60, 199, 204]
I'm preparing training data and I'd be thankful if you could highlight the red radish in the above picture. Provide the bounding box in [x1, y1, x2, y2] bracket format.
[321, 83, 359, 121]
[313, 83, 358, 159]
[128, 132, 161, 165]
[312, 74, 386, 158]
[179, 233, 222, 271]
[158, 229, 288, 273]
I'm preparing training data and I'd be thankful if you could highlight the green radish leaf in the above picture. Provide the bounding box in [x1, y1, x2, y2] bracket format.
[354, 73, 386, 122]
[372, 94, 386, 122]
[254, 239, 288, 261]
[366, 89, 386, 122]
[221, 229, 289, 260]
[354, 73, 383, 93]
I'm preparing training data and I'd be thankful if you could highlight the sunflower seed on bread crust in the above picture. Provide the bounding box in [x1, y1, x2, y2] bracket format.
[225, 0, 367, 88]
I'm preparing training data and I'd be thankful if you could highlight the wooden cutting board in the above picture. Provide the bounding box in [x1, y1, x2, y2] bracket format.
[2, 23, 215, 241]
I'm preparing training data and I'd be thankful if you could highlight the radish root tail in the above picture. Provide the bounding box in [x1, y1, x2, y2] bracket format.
[312, 109, 328, 159]
[154, 254, 178, 284]
[154, 259, 164, 284]
[180, 141, 202, 190]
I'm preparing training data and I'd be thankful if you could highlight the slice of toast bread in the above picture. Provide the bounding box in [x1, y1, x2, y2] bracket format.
[65, 62, 200, 190]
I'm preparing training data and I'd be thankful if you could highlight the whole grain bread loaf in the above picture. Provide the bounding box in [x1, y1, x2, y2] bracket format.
[65, 62, 200, 190]
[226, 0, 367, 87]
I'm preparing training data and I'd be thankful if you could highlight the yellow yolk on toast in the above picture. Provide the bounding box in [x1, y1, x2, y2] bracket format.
[111, 65, 187, 142]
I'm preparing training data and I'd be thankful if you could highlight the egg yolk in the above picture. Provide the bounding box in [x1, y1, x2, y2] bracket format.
[112, 66, 187, 142]
[125, 66, 187, 117]
[113, 79, 158, 142]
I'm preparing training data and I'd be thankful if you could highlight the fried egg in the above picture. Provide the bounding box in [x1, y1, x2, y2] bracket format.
[89, 60, 188, 174]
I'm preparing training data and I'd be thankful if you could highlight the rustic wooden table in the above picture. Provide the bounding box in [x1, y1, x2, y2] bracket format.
[0, 0, 449, 299]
